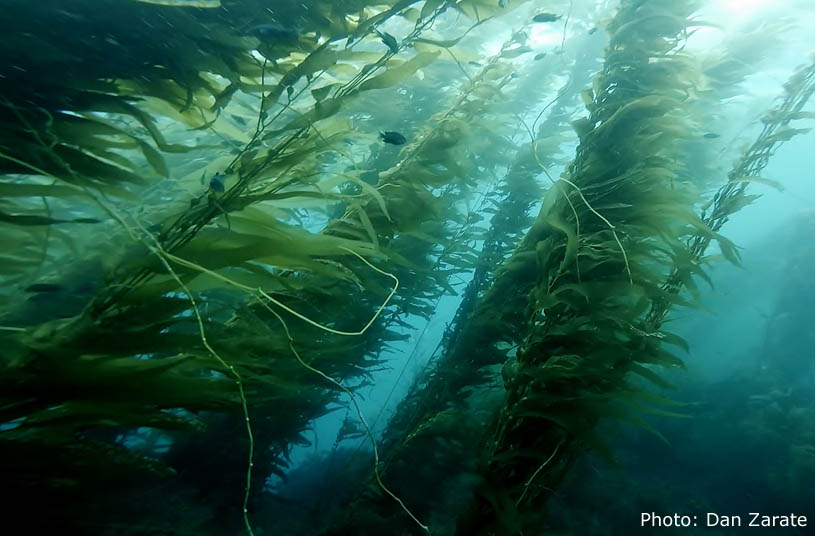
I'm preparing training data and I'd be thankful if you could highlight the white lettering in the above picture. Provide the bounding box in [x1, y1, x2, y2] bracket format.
[708, 513, 741, 527]
[749, 513, 808, 527]
[641, 513, 692, 527]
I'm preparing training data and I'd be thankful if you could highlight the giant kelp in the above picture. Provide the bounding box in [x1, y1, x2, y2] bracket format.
[328, 2, 709, 533]
[0, 0, 540, 533]
[322, 2, 815, 535]
[1, 0, 812, 535]
[456, 9, 815, 536]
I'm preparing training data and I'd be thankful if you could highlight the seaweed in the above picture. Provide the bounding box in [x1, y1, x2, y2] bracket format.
[1, 1, 812, 534]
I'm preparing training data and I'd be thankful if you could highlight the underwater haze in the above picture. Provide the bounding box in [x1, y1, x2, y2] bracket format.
[1, 0, 814, 534]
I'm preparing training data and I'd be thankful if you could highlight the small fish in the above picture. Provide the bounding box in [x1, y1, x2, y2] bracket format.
[209, 174, 226, 193]
[534, 52, 547, 61]
[469, 60, 482, 66]
[247, 23, 299, 43]
[498, 0, 509, 7]
[379, 131, 407, 145]
[703, 132, 721, 139]
[375, 30, 400, 54]
[532, 13, 562, 23]
[588, 27, 598, 35]
[202, 171, 227, 193]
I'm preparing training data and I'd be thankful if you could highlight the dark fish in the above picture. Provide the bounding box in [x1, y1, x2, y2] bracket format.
[498, 0, 509, 7]
[703, 132, 721, 139]
[532, 13, 562, 23]
[247, 23, 299, 43]
[376, 30, 400, 54]
[469, 60, 482, 66]
[202, 171, 227, 193]
[379, 131, 407, 145]
[588, 27, 598, 35]
[209, 174, 226, 193]
[25, 283, 63, 293]
[534, 53, 547, 61]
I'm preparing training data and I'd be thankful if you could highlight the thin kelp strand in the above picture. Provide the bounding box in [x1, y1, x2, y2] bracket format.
[88, 197, 257, 536]
[515, 115, 585, 284]
[559, 172, 633, 284]
[358, 177, 504, 448]
[444, 47, 474, 84]
[516, 439, 564, 507]
[146, 238, 256, 536]
[255, 57, 268, 136]
[647, 59, 815, 328]
[561, 0, 573, 52]
[156, 247, 398, 337]
[260, 302, 430, 534]
[85, 175, 398, 536]
[530, 81, 573, 140]
[258, 259, 398, 336]
[32, 188, 55, 282]
[87, 12, 436, 314]
[0, 151, 69, 185]
[393, 30, 524, 173]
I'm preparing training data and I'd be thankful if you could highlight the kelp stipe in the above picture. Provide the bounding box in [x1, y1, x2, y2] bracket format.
[323, 2, 815, 535]
[0, 0, 537, 533]
[1, 1, 813, 535]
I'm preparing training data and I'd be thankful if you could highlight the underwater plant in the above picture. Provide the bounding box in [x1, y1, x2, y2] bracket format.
[321, 2, 815, 536]
[324, 1, 711, 533]
[1, 1, 813, 535]
[0, 0, 542, 533]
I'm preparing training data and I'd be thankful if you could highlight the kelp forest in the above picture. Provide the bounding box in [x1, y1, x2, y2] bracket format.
[1, 0, 814, 534]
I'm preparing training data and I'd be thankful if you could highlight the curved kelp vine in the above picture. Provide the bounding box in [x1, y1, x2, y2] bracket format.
[0, 0, 541, 533]
[456, 26, 815, 536]
[323, 2, 814, 536]
[452, 0, 721, 528]
[320, 6, 613, 534]
[455, 7, 815, 536]
[3, 0, 810, 535]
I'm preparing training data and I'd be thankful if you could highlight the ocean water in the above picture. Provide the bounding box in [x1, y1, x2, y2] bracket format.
[0, 0, 813, 534]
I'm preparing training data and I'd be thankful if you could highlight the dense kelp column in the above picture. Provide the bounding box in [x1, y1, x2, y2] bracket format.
[321, 0, 708, 533]
[379, 14, 606, 464]
[454, 8, 815, 536]
[4, 0, 811, 534]
[327, 0, 710, 533]
[536, 56, 815, 531]
[452, 1, 709, 532]
[0, 0, 538, 533]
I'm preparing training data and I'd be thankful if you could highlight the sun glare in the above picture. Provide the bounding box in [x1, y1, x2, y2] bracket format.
[721, 0, 770, 16]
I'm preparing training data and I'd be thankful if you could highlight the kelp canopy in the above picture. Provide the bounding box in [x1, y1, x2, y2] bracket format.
[1, 0, 813, 534]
